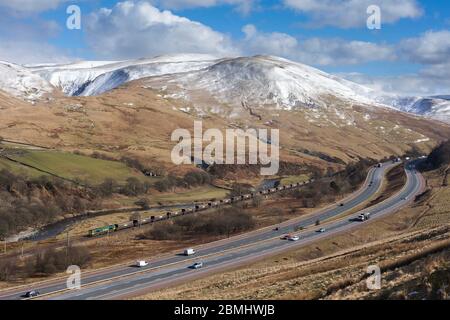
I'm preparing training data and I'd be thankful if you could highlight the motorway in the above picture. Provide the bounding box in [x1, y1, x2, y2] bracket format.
[0, 161, 424, 300]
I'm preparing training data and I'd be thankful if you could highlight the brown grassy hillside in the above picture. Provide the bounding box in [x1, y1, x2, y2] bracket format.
[1, 80, 450, 177]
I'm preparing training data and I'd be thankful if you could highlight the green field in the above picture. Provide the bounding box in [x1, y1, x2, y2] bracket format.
[7, 150, 153, 185]
[0, 157, 48, 177]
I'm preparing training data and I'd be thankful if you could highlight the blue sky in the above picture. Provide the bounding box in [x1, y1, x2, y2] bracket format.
[1, 0, 450, 96]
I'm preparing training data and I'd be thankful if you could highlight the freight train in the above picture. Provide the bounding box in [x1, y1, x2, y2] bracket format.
[88, 179, 314, 237]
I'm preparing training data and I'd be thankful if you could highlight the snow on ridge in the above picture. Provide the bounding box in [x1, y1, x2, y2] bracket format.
[151, 55, 378, 110]
[27, 61, 119, 71]
[31, 53, 222, 96]
[374, 93, 450, 122]
[0, 61, 53, 101]
[0, 53, 448, 123]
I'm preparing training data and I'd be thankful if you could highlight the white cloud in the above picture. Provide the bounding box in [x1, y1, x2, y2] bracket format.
[284, 0, 422, 28]
[420, 62, 450, 80]
[240, 24, 395, 66]
[154, 0, 256, 14]
[400, 30, 450, 65]
[339, 30, 450, 96]
[0, 10, 70, 64]
[341, 72, 450, 97]
[0, 0, 68, 14]
[298, 38, 394, 65]
[241, 24, 299, 57]
[0, 40, 72, 65]
[85, 1, 239, 59]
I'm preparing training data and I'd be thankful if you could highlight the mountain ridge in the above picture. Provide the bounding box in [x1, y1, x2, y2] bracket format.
[0, 54, 449, 122]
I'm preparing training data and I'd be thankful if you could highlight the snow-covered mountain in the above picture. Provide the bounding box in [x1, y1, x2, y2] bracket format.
[375, 94, 450, 122]
[29, 54, 220, 96]
[0, 61, 53, 101]
[0, 54, 449, 122]
[145, 55, 377, 110]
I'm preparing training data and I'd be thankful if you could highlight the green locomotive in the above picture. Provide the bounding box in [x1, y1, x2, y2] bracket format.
[88, 224, 117, 237]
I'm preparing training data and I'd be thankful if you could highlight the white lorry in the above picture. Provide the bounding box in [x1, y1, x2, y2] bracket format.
[136, 260, 149, 267]
[357, 213, 371, 222]
[184, 248, 196, 256]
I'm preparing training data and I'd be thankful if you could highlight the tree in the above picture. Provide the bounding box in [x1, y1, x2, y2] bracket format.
[330, 181, 341, 194]
[122, 177, 145, 196]
[0, 258, 17, 281]
[97, 178, 117, 197]
[229, 183, 251, 198]
[427, 140, 450, 169]
[135, 198, 150, 210]
[154, 179, 169, 192]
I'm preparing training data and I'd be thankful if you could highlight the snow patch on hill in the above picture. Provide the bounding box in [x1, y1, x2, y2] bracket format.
[375, 94, 450, 122]
[147, 55, 378, 110]
[0, 61, 53, 101]
[30, 54, 221, 96]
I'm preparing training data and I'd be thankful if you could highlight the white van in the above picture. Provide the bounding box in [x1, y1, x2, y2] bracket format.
[184, 248, 196, 256]
[136, 260, 149, 267]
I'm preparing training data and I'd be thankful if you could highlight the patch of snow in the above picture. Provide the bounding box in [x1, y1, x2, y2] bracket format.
[0, 61, 53, 101]
[157, 56, 378, 111]
[30, 54, 221, 96]
[374, 94, 450, 123]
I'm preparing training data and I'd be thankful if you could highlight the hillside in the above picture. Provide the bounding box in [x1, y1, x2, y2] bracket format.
[0, 80, 448, 174]
[0, 54, 449, 179]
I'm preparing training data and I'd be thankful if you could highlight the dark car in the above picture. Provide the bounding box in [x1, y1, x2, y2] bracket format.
[339, 203, 345, 207]
[24, 290, 40, 298]
[191, 262, 204, 269]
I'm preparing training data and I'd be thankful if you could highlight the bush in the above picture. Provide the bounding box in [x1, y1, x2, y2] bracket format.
[228, 183, 252, 198]
[427, 140, 450, 169]
[142, 222, 183, 240]
[0, 259, 17, 281]
[141, 208, 255, 240]
[121, 177, 149, 196]
[96, 178, 117, 197]
[135, 198, 150, 209]
[154, 171, 212, 192]
[32, 246, 91, 275]
[0, 169, 101, 238]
